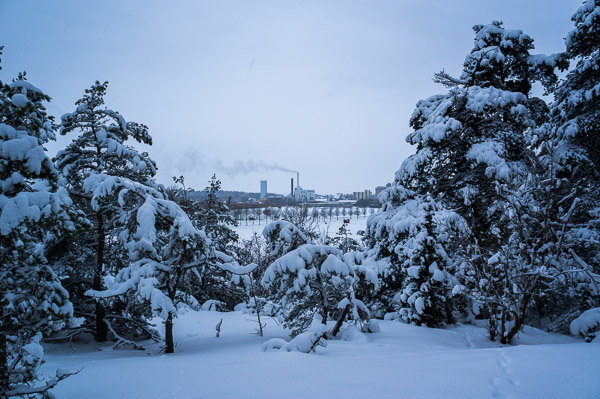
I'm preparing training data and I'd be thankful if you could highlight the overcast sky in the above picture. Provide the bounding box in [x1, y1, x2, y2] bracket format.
[0, 0, 582, 195]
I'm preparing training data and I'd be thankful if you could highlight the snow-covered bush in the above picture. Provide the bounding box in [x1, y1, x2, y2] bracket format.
[201, 300, 227, 312]
[261, 324, 328, 353]
[262, 224, 369, 337]
[570, 308, 600, 342]
[263, 220, 309, 261]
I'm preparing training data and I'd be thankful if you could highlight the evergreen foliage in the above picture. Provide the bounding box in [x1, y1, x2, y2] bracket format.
[54, 81, 158, 342]
[550, 0, 600, 277]
[262, 241, 369, 337]
[364, 20, 589, 343]
[0, 56, 81, 396]
[85, 176, 212, 353]
[170, 175, 245, 309]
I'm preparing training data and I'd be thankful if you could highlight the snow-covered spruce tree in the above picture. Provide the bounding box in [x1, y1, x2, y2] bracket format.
[363, 188, 410, 316]
[54, 80, 157, 342]
[394, 196, 457, 327]
[85, 176, 213, 353]
[553, 0, 600, 180]
[366, 187, 461, 326]
[0, 62, 81, 396]
[403, 21, 562, 246]
[368, 22, 567, 342]
[262, 222, 369, 338]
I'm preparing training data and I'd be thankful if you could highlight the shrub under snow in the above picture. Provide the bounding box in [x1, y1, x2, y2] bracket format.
[570, 308, 600, 342]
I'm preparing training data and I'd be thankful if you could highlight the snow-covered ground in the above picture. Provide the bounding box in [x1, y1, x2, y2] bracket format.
[234, 214, 370, 241]
[42, 310, 600, 399]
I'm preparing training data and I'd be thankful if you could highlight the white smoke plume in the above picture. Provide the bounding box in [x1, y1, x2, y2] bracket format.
[176, 149, 296, 177]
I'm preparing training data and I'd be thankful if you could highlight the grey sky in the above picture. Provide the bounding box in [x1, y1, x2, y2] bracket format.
[0, 0, 581, 194]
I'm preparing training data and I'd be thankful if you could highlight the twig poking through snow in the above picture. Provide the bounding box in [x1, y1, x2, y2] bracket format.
[216, 318, 223, 338]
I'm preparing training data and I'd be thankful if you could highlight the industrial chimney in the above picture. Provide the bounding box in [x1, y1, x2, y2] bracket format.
[296, 172, 300, 188]
[291, 178, 294, 197]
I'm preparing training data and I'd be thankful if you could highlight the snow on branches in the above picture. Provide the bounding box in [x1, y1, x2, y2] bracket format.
[1, 65, 81, 395]
[261, 230, 369, 337]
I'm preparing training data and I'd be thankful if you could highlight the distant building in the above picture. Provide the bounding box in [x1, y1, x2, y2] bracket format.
[353, 190, 371, 201]
[375, 186, 386, 197]
[260, 180, 267, 200]
[294, 186, 316, 202]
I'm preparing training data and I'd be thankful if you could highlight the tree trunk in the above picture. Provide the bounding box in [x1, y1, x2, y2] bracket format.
[165, 312, 174, 353]
[94, 211, 107, 342]
[330, 304, 351, 337]
[0, 332, 8, 399]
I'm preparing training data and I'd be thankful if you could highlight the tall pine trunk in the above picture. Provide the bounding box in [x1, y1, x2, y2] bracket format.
[165, 312, 174, 353]
[94, 211, 107, 342]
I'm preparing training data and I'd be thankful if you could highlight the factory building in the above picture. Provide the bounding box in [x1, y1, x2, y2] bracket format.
[294, 187, 316, 202]
[375, 186, 386, 196]
[287, 172, 315, 203]
[260, 180, 267, 200]
[353, 190, 372, 201]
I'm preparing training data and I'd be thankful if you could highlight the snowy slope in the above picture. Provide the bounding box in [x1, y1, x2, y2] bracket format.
[42, 310, 600, 399]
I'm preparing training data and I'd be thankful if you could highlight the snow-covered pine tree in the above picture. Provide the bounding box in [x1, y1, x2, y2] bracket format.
[85, 176, 212, 353]
[404, 21, 559, 246]
[537, 0, 600, 329]
[263, 219, 310, 262]
[198, 175, 238, 250]
[54, 81, 157, 342]
[551, 0, 600, 274]
[330, 221, 361, 254]
[553, 0, 600, 178]
[0, 58, 81, 397]
[460, 154, 585, 342]
[369, 21, 567, 342]
[170, 175, 244, 309]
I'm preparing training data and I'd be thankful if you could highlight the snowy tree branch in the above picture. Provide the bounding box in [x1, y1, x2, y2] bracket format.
[6, 369, 81, 397]
[432, 70, 468, 87]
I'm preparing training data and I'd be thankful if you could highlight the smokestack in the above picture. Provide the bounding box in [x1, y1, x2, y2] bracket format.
[291, 178, 294, 196]
[296, 172, 299, 188]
